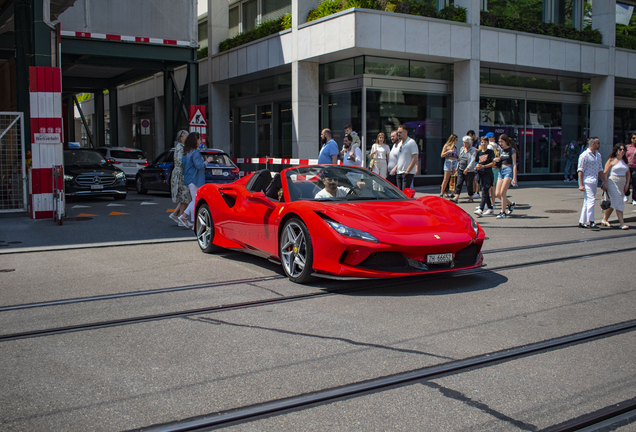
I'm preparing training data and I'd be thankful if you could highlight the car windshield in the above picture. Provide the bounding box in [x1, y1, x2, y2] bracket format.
[285, 166, 406, 202]
[110, 150, 146, 160]
[64, 150, 107, 166]
[202, 153, 233, 165]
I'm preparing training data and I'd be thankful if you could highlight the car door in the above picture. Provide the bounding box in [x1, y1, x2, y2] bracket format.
[238, 189, 283, 257]
[142, 151, 169, 191]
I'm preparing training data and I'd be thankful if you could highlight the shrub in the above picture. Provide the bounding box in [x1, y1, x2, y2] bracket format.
[219, 14, 292, 52]
[617, 33, 636, 50]
[197, 46, 208, 59]
[480, 11, 602, 44]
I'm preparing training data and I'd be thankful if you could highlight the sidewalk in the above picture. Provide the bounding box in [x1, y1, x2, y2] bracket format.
[1, 182, 635, 253]
[414, 181, 636, 228]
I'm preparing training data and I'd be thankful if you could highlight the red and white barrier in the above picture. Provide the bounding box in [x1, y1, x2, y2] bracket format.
[231, 157, 319, 178]
[28, 66, 64, 220]
[60, 30, 191, 47]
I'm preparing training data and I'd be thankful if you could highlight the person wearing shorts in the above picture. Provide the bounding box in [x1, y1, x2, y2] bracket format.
[494, 134, 518, 219]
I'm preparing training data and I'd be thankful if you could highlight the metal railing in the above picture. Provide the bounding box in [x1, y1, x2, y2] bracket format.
[0, 112, 26, 212]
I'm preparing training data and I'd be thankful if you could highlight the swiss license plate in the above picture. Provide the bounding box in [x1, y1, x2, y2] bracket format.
[427, 253, 453, 264]
[91, 184, 103, 190]
[212, 169, 222, 176]
[123, 163, 136, 167]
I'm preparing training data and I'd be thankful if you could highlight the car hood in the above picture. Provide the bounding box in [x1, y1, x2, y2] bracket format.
[315, 198, 474, 239]
[64, 165, 121, 176]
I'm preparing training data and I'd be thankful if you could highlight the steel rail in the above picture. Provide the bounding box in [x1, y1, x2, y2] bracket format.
[3, 233, 634, 313]
[1, 245, 635, 342]
[0, 275, 286, 312]
[542, 399, 636, 432]
[482, 231, 636, 255]
[135, 319, 636, 432]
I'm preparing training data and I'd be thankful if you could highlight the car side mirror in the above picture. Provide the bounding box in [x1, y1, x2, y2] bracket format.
[403, 188, 416, 199]
[247, 192, 276, 209]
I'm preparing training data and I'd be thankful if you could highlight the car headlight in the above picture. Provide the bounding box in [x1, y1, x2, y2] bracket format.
[115, 171, 126, 180]
[64, 174, 74, 181]
[325, 220, 379, 243]
[469, 215, 479, 237]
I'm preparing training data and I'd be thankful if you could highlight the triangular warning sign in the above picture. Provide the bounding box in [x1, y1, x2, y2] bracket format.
[189, 108, 208, 127]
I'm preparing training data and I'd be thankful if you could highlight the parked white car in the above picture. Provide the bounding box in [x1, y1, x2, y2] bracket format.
[96, 147, 148, 181]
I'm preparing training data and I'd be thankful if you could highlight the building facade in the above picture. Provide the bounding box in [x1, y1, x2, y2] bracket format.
[114, 0, 636, 180]
[209, 0, 636, 179]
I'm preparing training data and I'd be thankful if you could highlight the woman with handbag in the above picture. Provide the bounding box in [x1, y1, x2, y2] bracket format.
[440, 134, 459, 197]
[369, 132, 390, 178]
[601, 144, 631, 229]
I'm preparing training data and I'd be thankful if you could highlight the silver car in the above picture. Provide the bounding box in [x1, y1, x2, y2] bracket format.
[96, 147, 149, 180]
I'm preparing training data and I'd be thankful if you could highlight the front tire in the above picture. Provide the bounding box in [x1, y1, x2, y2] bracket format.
[196, 203, 222, 253]
[280, 218, 315, 284]
[136, 176, 147, 194]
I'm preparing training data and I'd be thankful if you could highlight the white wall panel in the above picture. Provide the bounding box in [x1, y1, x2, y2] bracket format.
[381, 15, 406, 52]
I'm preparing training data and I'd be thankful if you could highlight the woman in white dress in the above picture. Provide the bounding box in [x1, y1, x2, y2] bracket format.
[169, 130, 191, 225]
[369, 132, 391, 178]
[601, 144, 631, 230]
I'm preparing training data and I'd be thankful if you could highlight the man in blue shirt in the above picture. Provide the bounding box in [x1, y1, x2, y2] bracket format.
[318, 128, 339, 164]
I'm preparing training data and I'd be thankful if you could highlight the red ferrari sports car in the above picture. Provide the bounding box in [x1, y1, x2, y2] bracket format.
[193, 165, 485, 283]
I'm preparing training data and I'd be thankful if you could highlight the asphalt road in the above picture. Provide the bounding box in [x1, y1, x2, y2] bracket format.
[1, 184, 635, 431]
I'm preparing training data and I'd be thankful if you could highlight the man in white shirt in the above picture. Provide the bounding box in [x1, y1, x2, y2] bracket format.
[389, 125, 418, 191]
[340, 135, 362, 167]
[578, 137, 606, 228]
[387, 130, 400, 186]
[314, 170, 368, 199]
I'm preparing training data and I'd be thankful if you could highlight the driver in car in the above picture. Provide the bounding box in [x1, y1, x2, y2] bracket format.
[314, 170, 368, 199]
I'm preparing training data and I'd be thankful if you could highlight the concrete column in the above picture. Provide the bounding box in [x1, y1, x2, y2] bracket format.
[154, 96, 165, 155]
[94, 91, 105, 147]
[119, 105, 133, 148]
[590, 0, 616, 155]
[67, 96, 76, 143]
[163, 70, 174, 154]
[209, 83, 230, 153]
[108, 88, 118, 147]
[208, 0, 231, 154]
[590, 75, 615, 156]
[292, 0, 320, 159]
[592, 0, 616, 47]
[453, 60, 480, 139]
[292, 61, 319, 158]
[453, 0, 480, 138]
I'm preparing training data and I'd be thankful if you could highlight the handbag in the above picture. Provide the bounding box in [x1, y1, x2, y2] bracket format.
[368, 144, 377, 169]
[600, 192, 611, 210]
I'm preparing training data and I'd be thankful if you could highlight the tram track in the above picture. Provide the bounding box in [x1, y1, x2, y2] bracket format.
[131, 319, 636, 432]
[1, 244, 635, 342]
[2, 233, 635, 313]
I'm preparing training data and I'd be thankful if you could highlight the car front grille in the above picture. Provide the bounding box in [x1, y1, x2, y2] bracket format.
[76, 173, 117, 186]
[453, 244, 480, 268]
[358, 252, 409, 271]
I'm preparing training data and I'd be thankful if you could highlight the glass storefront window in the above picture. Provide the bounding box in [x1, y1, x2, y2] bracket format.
[410, 61, 452, 81]
[481, 68, 589, 93]
[238, 105, 256, 158]
[365, 57, 409, 77]
[275, 101, 293, 157]
[320, 57, 364, 81]
[616, 82, 636, 99]
[321, 90, 362, 145]
[367, 89, 451, 175]
[480, 97, 588, 174]
[615, 108, 636, 144]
